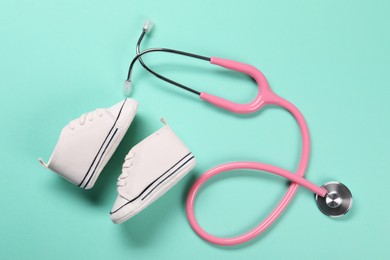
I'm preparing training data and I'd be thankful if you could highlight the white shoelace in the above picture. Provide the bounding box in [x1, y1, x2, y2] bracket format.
[68, 109, 104, 130]
[117, 153, 135, 187]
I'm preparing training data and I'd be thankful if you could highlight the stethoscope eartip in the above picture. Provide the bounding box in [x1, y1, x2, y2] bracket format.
[315, 182, 352, 217]
[123, 80, 132, 97]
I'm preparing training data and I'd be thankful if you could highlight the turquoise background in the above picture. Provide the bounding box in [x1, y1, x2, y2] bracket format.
[1, 0, 389, 259]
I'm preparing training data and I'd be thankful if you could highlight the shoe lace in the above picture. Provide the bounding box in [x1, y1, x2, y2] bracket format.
[69, 109, 104, 130]
[117, 153, 135, 187]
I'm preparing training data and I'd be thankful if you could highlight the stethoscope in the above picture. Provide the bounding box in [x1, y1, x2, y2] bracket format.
[125, 21, 353, 246]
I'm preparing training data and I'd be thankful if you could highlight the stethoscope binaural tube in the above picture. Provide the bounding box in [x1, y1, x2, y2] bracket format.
[186, 87, 323, 246]
[127, 21, 353, 246]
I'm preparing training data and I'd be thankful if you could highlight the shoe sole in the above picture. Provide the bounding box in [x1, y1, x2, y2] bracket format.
[110, 154, 196, 224]
[79, 99, 138, 189]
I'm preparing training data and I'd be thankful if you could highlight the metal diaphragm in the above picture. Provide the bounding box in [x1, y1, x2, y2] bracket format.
[315, 182, 352, 217]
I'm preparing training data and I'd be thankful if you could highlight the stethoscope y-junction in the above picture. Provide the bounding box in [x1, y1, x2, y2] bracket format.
[125, 21, 353, 246]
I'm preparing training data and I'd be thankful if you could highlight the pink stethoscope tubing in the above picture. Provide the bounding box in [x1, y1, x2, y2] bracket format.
[186, 57, 328, 246]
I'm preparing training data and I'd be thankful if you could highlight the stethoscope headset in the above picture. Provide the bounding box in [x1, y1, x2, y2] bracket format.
[124, 21, 353, 246]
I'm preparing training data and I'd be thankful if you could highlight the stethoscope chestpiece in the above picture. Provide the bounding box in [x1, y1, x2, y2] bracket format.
[315, 182, 353, 217]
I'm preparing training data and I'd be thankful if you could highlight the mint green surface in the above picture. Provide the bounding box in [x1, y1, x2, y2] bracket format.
[1, 0, 389, 259]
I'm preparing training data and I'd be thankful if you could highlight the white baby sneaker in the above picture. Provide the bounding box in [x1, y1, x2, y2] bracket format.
[39, 98, 138, 189]
[110, 119, 196, 224]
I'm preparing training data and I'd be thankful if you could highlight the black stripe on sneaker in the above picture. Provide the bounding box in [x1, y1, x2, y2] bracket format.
[83, 128, 119, 188]
[110, 153, 194, 214]
[78, 99, 127, 188]
[141, 156, 195, 200]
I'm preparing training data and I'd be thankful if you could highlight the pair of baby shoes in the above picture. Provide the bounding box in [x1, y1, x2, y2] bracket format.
[39, 98, 196, 224]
